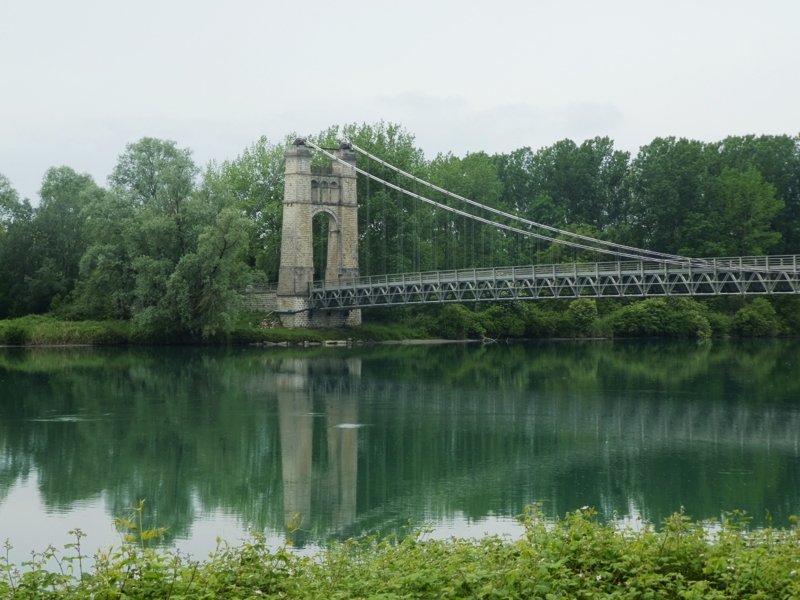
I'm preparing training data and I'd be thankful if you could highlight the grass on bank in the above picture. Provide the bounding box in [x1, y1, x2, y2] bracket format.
[0, 315, 131, 346]
[1, 506, 798, 599]
[0, 313, 428, 346]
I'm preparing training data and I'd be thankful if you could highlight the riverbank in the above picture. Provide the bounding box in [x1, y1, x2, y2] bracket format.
[1, 294, 798, 346]
[2, 508, 797, 598]
[0, 314, 430, 346]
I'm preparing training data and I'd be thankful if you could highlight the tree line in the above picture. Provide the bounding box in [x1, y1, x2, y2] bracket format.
[1, 123, 798, 338]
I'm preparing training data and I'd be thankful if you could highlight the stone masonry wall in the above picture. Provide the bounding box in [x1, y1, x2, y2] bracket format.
[241, 289, 278, 312]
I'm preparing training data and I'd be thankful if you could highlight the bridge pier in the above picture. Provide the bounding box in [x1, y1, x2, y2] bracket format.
[278, 300, 361, 329]
[277, 139, 361, 328]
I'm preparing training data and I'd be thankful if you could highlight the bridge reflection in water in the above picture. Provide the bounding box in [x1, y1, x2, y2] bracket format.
[276, 358, 361, 546]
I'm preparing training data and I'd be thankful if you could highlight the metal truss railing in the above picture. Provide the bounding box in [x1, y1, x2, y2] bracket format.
[309, 255, 800, 310]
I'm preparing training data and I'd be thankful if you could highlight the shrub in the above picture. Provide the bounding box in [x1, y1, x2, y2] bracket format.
[519, 303, 558, 338]
[732, 298, 782, 336]
[431, 304, 485, 339]
[0, 323, 28, 345]
[773, 296, 800, 334]
[479, 304, 525, 338]
[564, 298, 598, 336]
[606, 297, 712, 339]
[706, 310, 733, 335]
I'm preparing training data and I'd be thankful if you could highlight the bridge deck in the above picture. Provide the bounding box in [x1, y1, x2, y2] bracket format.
[309, 255, 800, 310]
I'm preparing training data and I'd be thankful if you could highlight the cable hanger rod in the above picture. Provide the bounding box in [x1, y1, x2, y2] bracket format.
[347, 141, 700, 264]
[303, 139, 693, 264]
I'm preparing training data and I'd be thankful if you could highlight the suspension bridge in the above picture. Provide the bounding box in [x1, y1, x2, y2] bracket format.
[269, 139, 800, 327]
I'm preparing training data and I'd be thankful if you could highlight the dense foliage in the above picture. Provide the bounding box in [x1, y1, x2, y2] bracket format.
[1, 126, 799, 340]
[1, 507, 798, 598]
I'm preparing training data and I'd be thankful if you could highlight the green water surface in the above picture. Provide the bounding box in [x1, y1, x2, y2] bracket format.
[0, 340, 798, 558]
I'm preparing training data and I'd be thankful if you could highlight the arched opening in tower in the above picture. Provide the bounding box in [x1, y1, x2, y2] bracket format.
[312, 210, 340, 286]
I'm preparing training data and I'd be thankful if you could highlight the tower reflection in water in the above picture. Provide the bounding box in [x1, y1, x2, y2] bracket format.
[276, 357, 361, 546]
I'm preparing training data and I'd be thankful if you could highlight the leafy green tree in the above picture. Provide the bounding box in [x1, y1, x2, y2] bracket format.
[628, 137, 711, 255]
[428, 151, 504, 269]
[478, 304, 526, 338]
[0, 175, 30, 316]
[492, 147, 538, 216]
[682, 167, 782, 256]
[110, 137, 197, 207]
[0, 169, 101, 315]
[606, 297, 712, 339]
[431, 304, 485, 339]
[105, 139, 197, 325]
[0, 173, 20, 229]
[711, 135, 800, 253]
[518, 303, 558, 337]
[202, 136, 285, 280]
[492, 149, 570, 265]
[33, 167, 104, 308]
[535, 223, 611, 264]
[109, 137, 198, 262]
[137, 209, 250, 338]
[0, 216, 35, 317]
[629, 137, 789, 258]
[491, 138, 630, 266]
[70, 191, 137, 319]
[565, 298, 598, 336]
[71, 137, 251, 338]
[331, 122, 428, 275]
[521, 137, 630, 230]
[732, 298, 782, 336]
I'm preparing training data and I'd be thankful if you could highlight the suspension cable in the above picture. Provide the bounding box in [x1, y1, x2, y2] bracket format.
[303, 140, 693, 265]
[347, 141, 698, 264]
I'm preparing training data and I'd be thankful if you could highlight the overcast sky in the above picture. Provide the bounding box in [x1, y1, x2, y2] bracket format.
[1, 0, 798, 202]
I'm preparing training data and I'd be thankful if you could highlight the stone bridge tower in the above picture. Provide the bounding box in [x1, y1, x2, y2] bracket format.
[277, 139, 361, 328]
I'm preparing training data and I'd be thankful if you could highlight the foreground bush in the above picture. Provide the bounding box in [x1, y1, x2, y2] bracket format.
[2, 507, 798, 598]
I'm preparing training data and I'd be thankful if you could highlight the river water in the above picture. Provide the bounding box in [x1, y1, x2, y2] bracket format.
[0, 340, 798, 562]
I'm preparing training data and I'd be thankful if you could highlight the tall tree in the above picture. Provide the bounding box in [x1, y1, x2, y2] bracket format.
[109, 137, 198, 262]
[493, 147, 538, 216]
[74, 137, 252, 337]
[0, 169, 101, 315]
[0, 175, 31, 317]
[160, 209, 250, 338]
[681, 167, 783, 256]
[492, 139, 630, 265]
[202, 136, 285, 280]
[628, 137, 711, 254]
[321, 122, 427, 275]
[428, 151, 504, 268]
[33, 167, 104, 306]
[0, 174, 20, 230]
[524, 137, 630, 230]
[711, 135, 800, 253]
[70, 187, 137, 320]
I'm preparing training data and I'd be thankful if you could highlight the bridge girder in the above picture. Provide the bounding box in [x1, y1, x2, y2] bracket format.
[308, 256, 800, 310]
